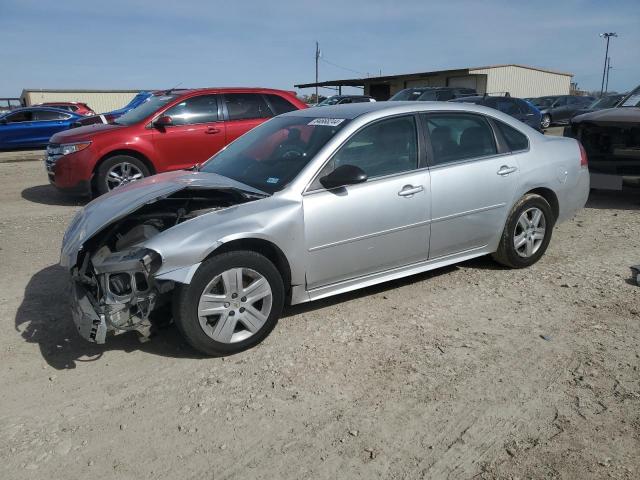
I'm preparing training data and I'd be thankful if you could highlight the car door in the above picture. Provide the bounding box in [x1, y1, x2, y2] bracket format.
[423, 112, 519, 259]
[0, 110, 34, 147]
[222, 93, 273, 145]
[550, 96, 570, 122]
[303, 114, 430, 289]
[31, 110, 74, 145]
[152, 94, 226, 170]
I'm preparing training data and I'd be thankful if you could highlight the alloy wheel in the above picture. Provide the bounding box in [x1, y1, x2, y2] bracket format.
[197, 268, 273, 344]
[106, 162, 144, 190]
[513, 207, 546, 258]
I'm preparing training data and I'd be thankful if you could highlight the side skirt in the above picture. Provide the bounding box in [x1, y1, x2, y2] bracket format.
[289, 245, 490, 305]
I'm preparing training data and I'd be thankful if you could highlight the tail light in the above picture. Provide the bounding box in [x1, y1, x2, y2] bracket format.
[578, 142, 588, 169]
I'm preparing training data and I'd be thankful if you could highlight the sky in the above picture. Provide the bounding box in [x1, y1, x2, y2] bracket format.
[1, 0, 639, 98]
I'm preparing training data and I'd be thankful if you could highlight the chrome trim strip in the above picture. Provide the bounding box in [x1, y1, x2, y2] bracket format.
[308, 219, 431, 252]
[431, 202, 506, 223]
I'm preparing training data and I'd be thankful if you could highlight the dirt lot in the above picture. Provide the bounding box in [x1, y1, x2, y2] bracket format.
[1, 160, 639, 480]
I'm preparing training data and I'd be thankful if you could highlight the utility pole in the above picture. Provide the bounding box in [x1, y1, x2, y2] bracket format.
[315, 41, 320, 103]
[605, 57, 612, 94]
[599, 32, 617, 97]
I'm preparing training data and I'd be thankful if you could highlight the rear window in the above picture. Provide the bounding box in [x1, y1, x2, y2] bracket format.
[265, 94, 298, 115]
[495, 121, 529, 152]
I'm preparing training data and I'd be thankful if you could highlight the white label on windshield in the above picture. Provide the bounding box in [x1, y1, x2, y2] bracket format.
[622, 94, 640, 107]
[308, 118, 345, 127]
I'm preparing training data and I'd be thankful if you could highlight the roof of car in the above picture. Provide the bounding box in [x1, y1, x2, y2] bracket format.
[154, 87, 298, 97]
[7, 106, 81, 114]
[284, 100, 518, 120]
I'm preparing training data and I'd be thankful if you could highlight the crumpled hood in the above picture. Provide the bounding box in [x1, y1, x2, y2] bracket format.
[571, 107, 640, 126]
[60, 170, 266, 268]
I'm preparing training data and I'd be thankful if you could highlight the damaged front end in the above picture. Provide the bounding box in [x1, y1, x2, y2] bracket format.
[65, 179, 262, 343]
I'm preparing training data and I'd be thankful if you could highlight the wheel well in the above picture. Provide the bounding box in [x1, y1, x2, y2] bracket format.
[94, 150, 156, 176]
[208, 238, 292, 295]
[527, 187, 559, 221]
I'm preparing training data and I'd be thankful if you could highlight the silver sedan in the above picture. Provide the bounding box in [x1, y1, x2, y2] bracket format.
[61, 101, 590, 355]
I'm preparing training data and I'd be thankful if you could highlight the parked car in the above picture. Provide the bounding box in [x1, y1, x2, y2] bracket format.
[38, 102, 95, 116]
[316, 95, 375, 106]
[570, 93, 625, 118]
[74, 91, 155, 127]
[390, 87, 477, 101]
[0, 107, 84, 150]
[565, 84, 640, 183]
[60, 101, 589, 355]
[529, 95, 594, 128]
[46, 88, 307, 196]
[450, 95, 542, 129]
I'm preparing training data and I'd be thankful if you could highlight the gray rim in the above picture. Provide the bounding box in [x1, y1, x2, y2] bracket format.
[514, 207, 546, 258]
[106, 162, 144, 190]
[197, 268, 273, 344]
[541, 115, 551, 129]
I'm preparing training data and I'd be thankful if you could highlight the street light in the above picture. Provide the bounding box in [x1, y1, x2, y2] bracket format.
[599, 32, 617, 96]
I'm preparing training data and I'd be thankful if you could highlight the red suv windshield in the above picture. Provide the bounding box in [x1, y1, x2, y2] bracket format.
[114, 95, 178, 125]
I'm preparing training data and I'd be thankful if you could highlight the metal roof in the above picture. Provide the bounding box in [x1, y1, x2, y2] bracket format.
[295, 64, 574, 88]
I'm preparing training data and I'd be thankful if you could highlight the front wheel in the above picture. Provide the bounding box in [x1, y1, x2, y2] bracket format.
[173, 251, 284, 356]
[95, 155, 150, 196]
[492, 194, 555, 268]
[541, 114, 552, 129]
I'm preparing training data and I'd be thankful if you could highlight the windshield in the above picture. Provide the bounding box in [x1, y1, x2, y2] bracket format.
[317, 96, 341, 106]
[200, 116, 350, 193]
[588, 95, 621, 110]
[620, 86, 640, 107]
[390, 89, 427, 101]
[114, 95, 177, 125]
[531, 97, 556, 107]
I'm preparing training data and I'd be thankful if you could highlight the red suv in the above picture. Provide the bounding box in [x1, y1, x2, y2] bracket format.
[39, 102, 96, 116]
[46, 88, 307, 196]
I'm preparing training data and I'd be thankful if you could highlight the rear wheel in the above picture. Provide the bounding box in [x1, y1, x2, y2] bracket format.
[173, 251, 284, 356]
[95, 155, 150, 196]
[492, 194, 554, 268]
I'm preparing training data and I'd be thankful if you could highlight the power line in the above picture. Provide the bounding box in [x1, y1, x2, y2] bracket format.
[319, 57, 368, 77]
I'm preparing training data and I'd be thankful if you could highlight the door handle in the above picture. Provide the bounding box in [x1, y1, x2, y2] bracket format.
[398, 185, 424, 197]
[205, 127, 220, 134]
[497, 165, 518, 176]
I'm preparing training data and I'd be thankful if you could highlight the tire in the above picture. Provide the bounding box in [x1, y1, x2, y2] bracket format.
[173, 250, 284, 356]
[492, 194, 555, 269]
[95, 155, 150, 196]
[541, 114, 551, 129]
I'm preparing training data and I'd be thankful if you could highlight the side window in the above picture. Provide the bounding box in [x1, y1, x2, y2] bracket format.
[330, 115, 418, 180]
[423, 113, 497, 166]
[5, 111, 32, 122]
[224, 93, 272, 121]
[494, 120, 529, 152]
[164, 95, 219, 126]
[553, 97, 567, 107]
[265, 94, 297, 115]
[436, 91, 454, 101]
[34, 110, 71, 121]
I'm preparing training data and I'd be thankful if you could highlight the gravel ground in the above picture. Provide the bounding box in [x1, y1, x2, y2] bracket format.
[0, 160, 639, 480]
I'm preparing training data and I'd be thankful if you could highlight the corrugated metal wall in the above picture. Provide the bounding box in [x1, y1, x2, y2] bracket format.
[469, 66, 571, 97]
[22, 91, 141, 113]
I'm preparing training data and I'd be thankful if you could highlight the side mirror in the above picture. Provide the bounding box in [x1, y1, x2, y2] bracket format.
[320, 164, 367, 190]
[153, 115, 173, 128]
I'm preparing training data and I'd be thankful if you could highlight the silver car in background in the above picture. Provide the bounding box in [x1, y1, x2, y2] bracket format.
[60, 102, 590, 355]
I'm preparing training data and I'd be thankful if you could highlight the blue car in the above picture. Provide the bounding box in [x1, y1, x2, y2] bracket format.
[75, 91, 154, 126]
[0, 107, 84, 150]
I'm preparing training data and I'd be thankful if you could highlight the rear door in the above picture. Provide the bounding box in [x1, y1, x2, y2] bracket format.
[222, 93, 273, 144]
[422, 112, 520, 259]
[151, 94, 226, 171]
[31, 110, 74, 145]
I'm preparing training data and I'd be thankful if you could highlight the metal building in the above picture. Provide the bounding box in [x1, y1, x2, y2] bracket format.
[21, 89, 147, 113]
[296, 64, 573, 100]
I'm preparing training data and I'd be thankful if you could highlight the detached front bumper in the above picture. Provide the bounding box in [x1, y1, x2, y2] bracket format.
[70, 280, 108, 344]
